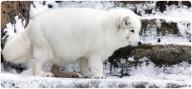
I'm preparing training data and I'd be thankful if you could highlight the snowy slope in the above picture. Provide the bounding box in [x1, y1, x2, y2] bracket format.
[1, 58, 191, 88]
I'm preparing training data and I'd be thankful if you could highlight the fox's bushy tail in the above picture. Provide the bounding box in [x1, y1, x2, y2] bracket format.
[2, 25, 32, 64]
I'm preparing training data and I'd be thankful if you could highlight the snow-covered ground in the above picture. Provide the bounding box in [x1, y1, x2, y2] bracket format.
[1, 58, 191, 88]
[1, 1, 191, 88]
[1, 73, 191, 88]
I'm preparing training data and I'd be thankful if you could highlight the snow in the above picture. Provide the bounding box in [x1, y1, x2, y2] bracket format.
[145, 4, 192, 22]
[1, 58, 191, 88]
[1, 1, 191, 88]
[142, 36, 191, 46]
[1, 72, 191, 88]
[2, 16, 25, 40]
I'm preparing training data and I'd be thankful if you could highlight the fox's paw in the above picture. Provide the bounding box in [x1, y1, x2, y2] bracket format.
[38, 72, 55, 77]
[45, 72, 55, 77]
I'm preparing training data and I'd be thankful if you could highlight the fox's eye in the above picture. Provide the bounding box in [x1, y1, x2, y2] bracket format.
[130, 30, 134, 33]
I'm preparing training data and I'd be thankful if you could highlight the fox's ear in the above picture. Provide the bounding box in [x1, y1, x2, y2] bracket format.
[117, 16, 130, 31]
[122, 16, 129, 26]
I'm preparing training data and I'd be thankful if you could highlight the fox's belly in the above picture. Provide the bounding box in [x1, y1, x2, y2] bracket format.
[49, 44, 88, 66]
[51, 56, 80, 66]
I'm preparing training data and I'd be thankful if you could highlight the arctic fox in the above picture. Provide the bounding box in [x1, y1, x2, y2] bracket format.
[2, 8, 141, 77]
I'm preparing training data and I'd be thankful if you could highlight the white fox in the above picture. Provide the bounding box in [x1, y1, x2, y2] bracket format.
[2, 8, 141, 77]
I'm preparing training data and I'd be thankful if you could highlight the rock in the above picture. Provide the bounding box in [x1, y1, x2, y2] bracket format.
[149, 45, 191, 65]
[109, 44, 191, 65]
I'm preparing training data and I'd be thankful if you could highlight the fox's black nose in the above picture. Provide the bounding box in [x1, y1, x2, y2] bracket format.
[138, 41, 142, 46]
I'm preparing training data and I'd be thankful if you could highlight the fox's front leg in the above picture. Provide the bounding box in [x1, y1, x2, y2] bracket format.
[88, 55, 104, 78]
[80, 58, 93, 77]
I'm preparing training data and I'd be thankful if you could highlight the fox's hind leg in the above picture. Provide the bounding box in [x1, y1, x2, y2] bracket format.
[32, 60, 54, 77]
[32, 38, 54, 77]
[88, 55, 104, 78]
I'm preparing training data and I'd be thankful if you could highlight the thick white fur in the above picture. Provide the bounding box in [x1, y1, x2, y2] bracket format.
[2, 8, 141, 77]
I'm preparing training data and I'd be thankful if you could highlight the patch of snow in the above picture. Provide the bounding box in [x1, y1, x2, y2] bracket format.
[1, 73, 191, 88]
[127, 56, 135, 61]
[2, 16, 25, 41]
[177, 22, 190, 36]
[158, 4, 191, 22]
[58, 1, 115, 10]
[141, 35, 191, 46]
[2, 23, 14, 39]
